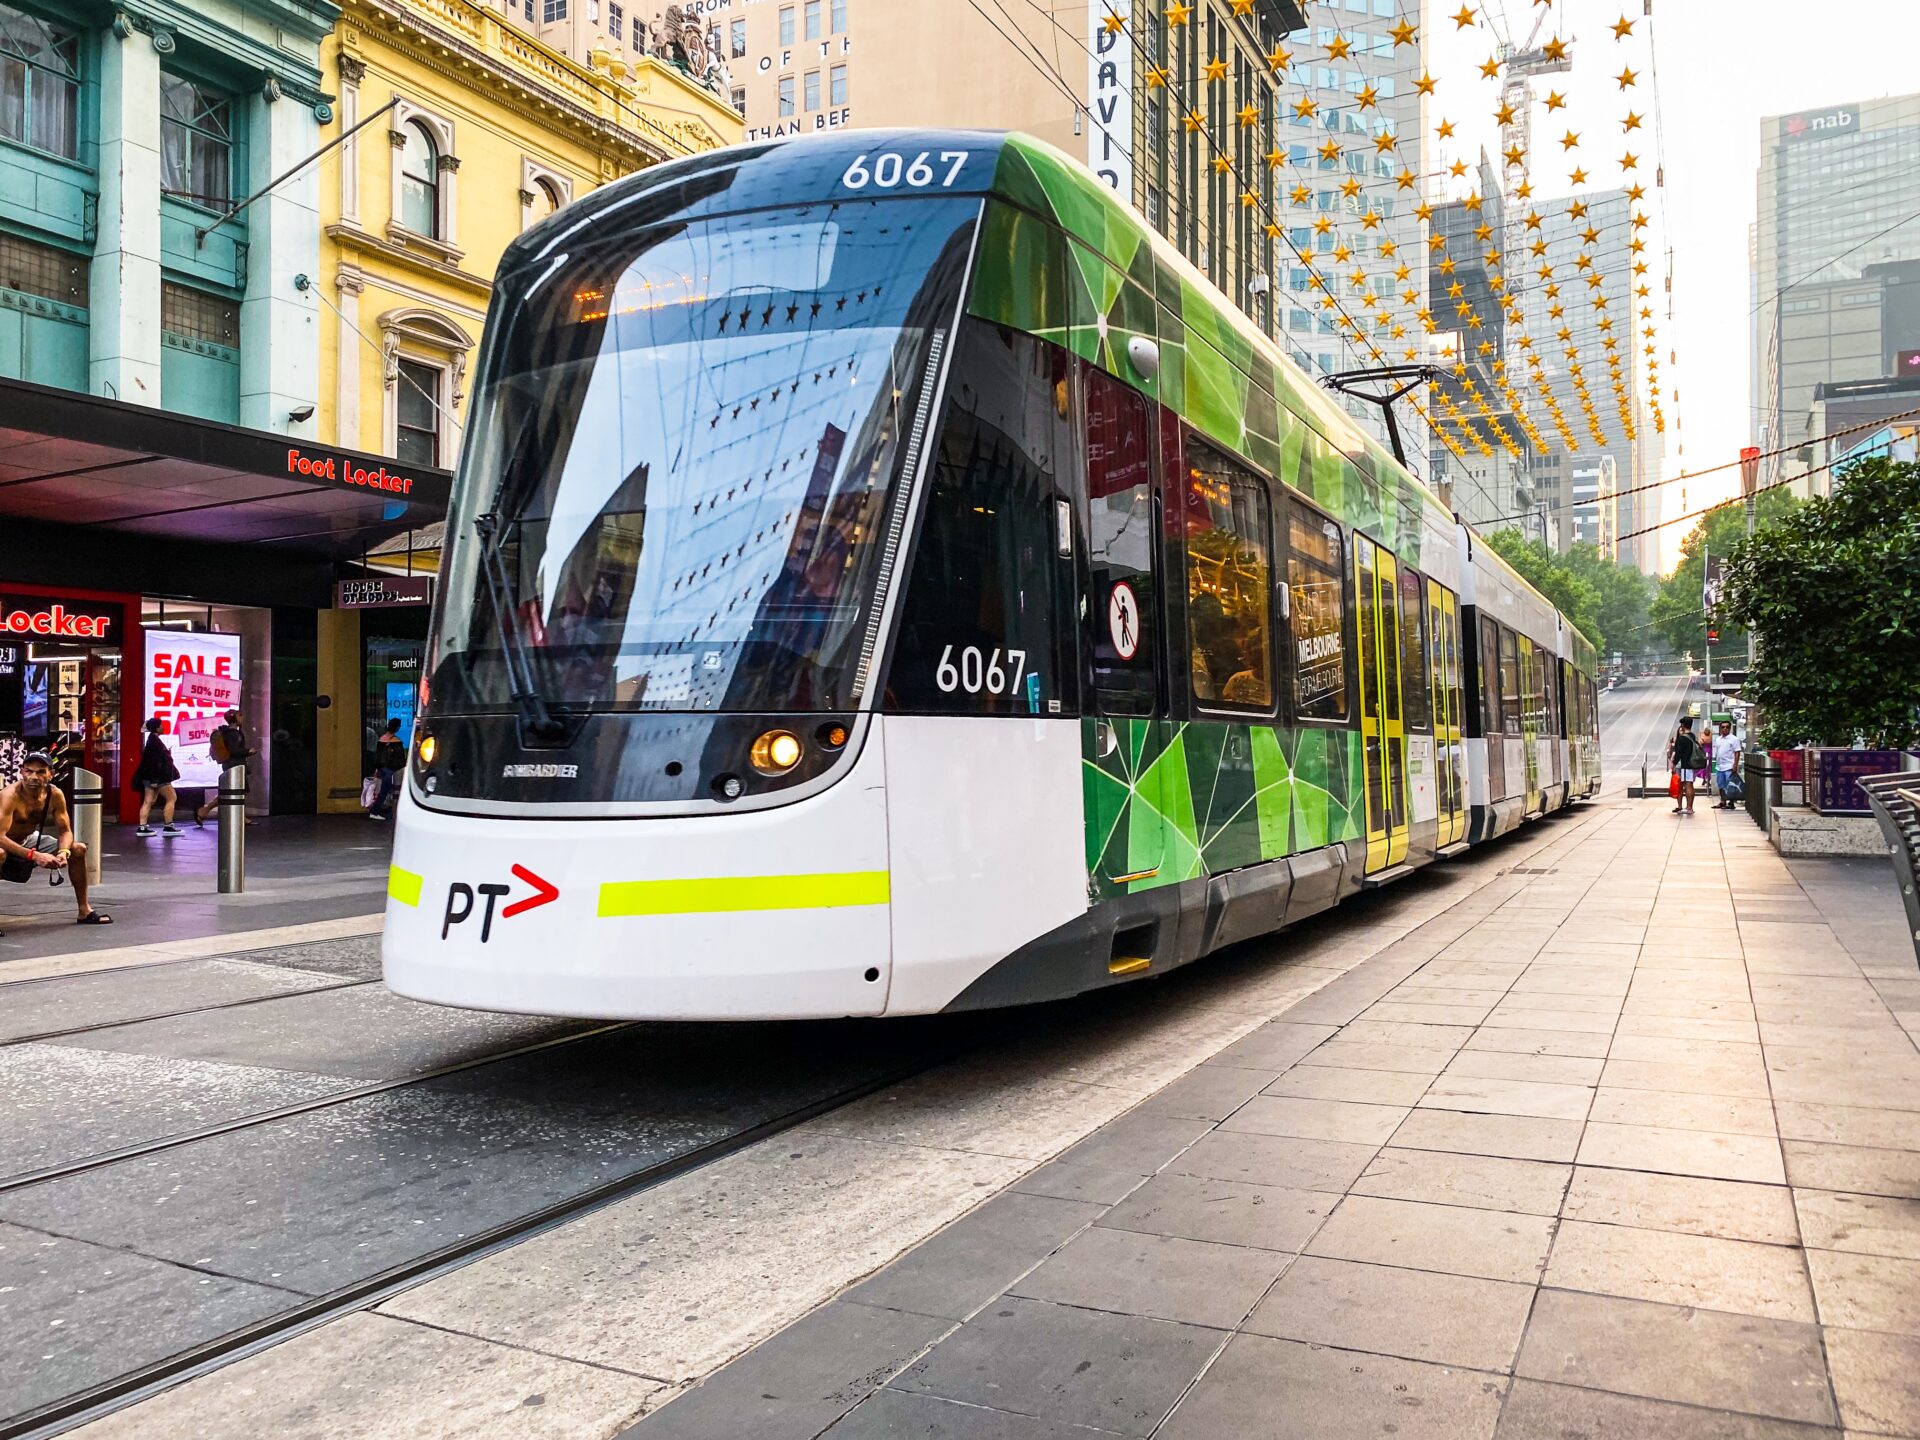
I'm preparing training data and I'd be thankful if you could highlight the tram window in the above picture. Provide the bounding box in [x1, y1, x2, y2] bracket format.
[1288, 503, 1347, 722]
[887, 323, 1076, 716]
[1498, 626, 1522, 734]
[1182, 442, 1272, 712]
[1083, 364, 1156, 716]
[1528, 640, 1549, 736]
[1399, 568, 1431, 732]
[1478, 614, 1500, 734]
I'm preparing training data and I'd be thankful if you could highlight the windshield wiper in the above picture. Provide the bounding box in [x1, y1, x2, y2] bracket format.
[473, 511, 565, 743]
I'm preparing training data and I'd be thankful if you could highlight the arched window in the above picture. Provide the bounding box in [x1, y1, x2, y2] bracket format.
[528, 177, 562, 224]
[398, 121, 439, 237]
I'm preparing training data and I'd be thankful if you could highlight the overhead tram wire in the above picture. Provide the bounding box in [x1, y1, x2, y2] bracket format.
[1467, 397, 1920, 530]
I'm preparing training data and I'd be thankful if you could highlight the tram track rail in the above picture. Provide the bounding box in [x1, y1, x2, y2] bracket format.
[4, 1040, 950, 1440]
[0, 974, 377, 1050]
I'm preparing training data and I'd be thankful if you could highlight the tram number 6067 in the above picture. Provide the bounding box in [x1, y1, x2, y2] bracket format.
[841, 150, 970, 191]
[935, 645, 1026, 696]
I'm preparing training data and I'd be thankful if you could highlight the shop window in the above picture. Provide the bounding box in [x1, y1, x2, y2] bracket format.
[1288, 502, 1347, 721]
[398, 121, 440, 237]
[394, 358, 442, 467]
[0, 2, 80, 160]
[886, 324, 1076, 717]
[1398, 567, 1431, 732]
[1184, 441, 1273, 712]
[160, 73, 233, 209]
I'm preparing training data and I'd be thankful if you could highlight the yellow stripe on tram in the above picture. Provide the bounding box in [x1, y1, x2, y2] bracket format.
[388, 865, 424, 908]
[598, 871, 891, 918]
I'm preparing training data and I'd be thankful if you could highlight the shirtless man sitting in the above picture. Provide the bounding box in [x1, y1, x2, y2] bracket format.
[2, 752, 110, 926]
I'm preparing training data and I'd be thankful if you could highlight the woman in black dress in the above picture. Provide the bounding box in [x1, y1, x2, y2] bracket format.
[133, 717, 182, 836]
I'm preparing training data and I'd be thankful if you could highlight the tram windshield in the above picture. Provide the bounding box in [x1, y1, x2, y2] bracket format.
[430, 197, 978, 716]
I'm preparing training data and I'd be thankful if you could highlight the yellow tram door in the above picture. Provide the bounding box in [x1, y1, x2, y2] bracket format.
[1518, 636, 1544, 815]
[1353, 536, 1410, 874]
[1428, 584, 1467, 849]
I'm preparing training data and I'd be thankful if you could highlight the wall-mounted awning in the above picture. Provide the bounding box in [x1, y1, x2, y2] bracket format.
[0, 377, 452, 558]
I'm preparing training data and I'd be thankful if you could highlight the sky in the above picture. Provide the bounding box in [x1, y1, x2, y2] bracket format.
[1429, 1, 1920, 569]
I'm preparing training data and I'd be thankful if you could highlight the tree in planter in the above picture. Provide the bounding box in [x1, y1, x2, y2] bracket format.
[1651, 488, 1801, 662]
[1720, 456, 1920, 749]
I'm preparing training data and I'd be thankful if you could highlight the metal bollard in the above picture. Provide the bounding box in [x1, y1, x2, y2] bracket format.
[71, 766, 103, 888]
[217, 762, 246, 894]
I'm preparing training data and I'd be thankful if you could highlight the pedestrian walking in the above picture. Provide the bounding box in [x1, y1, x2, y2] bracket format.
[195, 708, 255, 826]
[132, 717, 183, 836]
[1712, 720, 1743, 809]
[1670, 716, 1705, 816]
[366, 719, 406, 821]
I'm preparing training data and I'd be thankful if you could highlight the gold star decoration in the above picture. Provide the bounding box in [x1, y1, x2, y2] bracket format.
[1623, 111, 1643, 131]
[1326, 33, 1352, 60]
[1617, 66, 1638, 88]
[1356, 83, 1379, 109]
[1100, 8, 1125, 35]
[1210, 154, 1230, 173]
[1237, 102, 1259, 127]
[1229, 0, 1254, 15]
[1395, 168, 1417, 190]
[1436, 118, 1456, 139]
[1183, 109, 1205, 133]
[1525, 211, 1544, 230]
[1495, 101, 1518, 125]
[1545, 91, 1567, 112]
[1612, 14, 1635, 38]
[1569, 166, 1588, 185]
[1265, 147, 1284, 169]
[1390, 17, 1418, 46]
[1479, 55, 1501, 79]
[1542, 36, 1568, 61]
[1449, 158, 1469, 177]
[1293, 96, 1318, 120]
[1241, 188, 1258, 208]
[1361, 210, 1382, 229]
[1415, 72, 1437, 96]
[1620, 151, 1639, 170]
[1503, 143, 1527, 167]
[1320, 137, 1342, 162]
[1313, 215, 1334, 236]
[1340, 174, 1362, 196]
[1203, 56, 1229, 83]
[1146, 65, 1169, 88]
[1560, 130, 1581, 150]
[1373, 130, 1397, 153]
[1569, 199, 1588, 218]
[1265, 45, 1291, 71]
[1451, 4, 1477, 28]
[1290, 183, 1312, 204]
[1165, 0, 1192, 25]
[1332, 243, 1352, 263]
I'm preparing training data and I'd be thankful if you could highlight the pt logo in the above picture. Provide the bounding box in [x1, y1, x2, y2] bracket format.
[442, 864, 560, 941]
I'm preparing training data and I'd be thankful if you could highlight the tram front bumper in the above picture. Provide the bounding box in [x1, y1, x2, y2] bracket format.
[380, 786, 893, 1022]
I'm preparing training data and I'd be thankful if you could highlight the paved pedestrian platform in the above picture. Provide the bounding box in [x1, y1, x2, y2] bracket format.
[626, 803, 1920, 1439]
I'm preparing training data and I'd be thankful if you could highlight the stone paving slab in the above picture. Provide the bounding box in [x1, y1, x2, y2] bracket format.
[620, 797, 1920, 1439]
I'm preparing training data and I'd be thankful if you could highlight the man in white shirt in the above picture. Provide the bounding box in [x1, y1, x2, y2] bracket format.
[1712, 721, 1742, 809]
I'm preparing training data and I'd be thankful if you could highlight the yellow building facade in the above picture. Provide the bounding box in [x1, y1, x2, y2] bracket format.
[310, 0, 739, 810]
[318, 0, 738, 463]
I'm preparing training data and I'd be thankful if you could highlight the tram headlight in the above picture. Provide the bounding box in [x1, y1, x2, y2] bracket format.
[816, 722, 849, 750]
[418, 734, 437, 766]
[749, 729, 804, 775]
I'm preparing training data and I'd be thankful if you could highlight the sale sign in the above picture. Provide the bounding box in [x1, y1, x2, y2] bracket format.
[175, 672, 240, 709]
[145, 630, 242, 788]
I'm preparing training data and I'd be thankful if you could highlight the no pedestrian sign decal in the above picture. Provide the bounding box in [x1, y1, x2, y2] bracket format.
[1108, 581, 1140, 660]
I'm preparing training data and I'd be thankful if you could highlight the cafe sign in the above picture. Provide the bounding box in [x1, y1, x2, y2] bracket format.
[335, 577, 435, 609]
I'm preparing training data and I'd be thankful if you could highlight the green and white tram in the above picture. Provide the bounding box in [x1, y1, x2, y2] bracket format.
[382, 130, 1600, 1020]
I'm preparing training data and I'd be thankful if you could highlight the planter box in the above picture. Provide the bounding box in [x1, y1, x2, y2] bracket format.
[1769, 809, 1893, 858]
[1809, 749, 1909, 815]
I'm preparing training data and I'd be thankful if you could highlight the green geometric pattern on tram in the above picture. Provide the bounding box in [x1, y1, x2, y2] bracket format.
[1082, 718, 1364, 901]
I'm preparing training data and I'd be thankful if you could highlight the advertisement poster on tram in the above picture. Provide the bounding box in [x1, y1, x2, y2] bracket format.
[145, 630, 242, 788]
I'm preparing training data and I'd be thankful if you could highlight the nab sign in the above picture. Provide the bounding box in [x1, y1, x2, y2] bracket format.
[1782, 106, 1858, 144]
